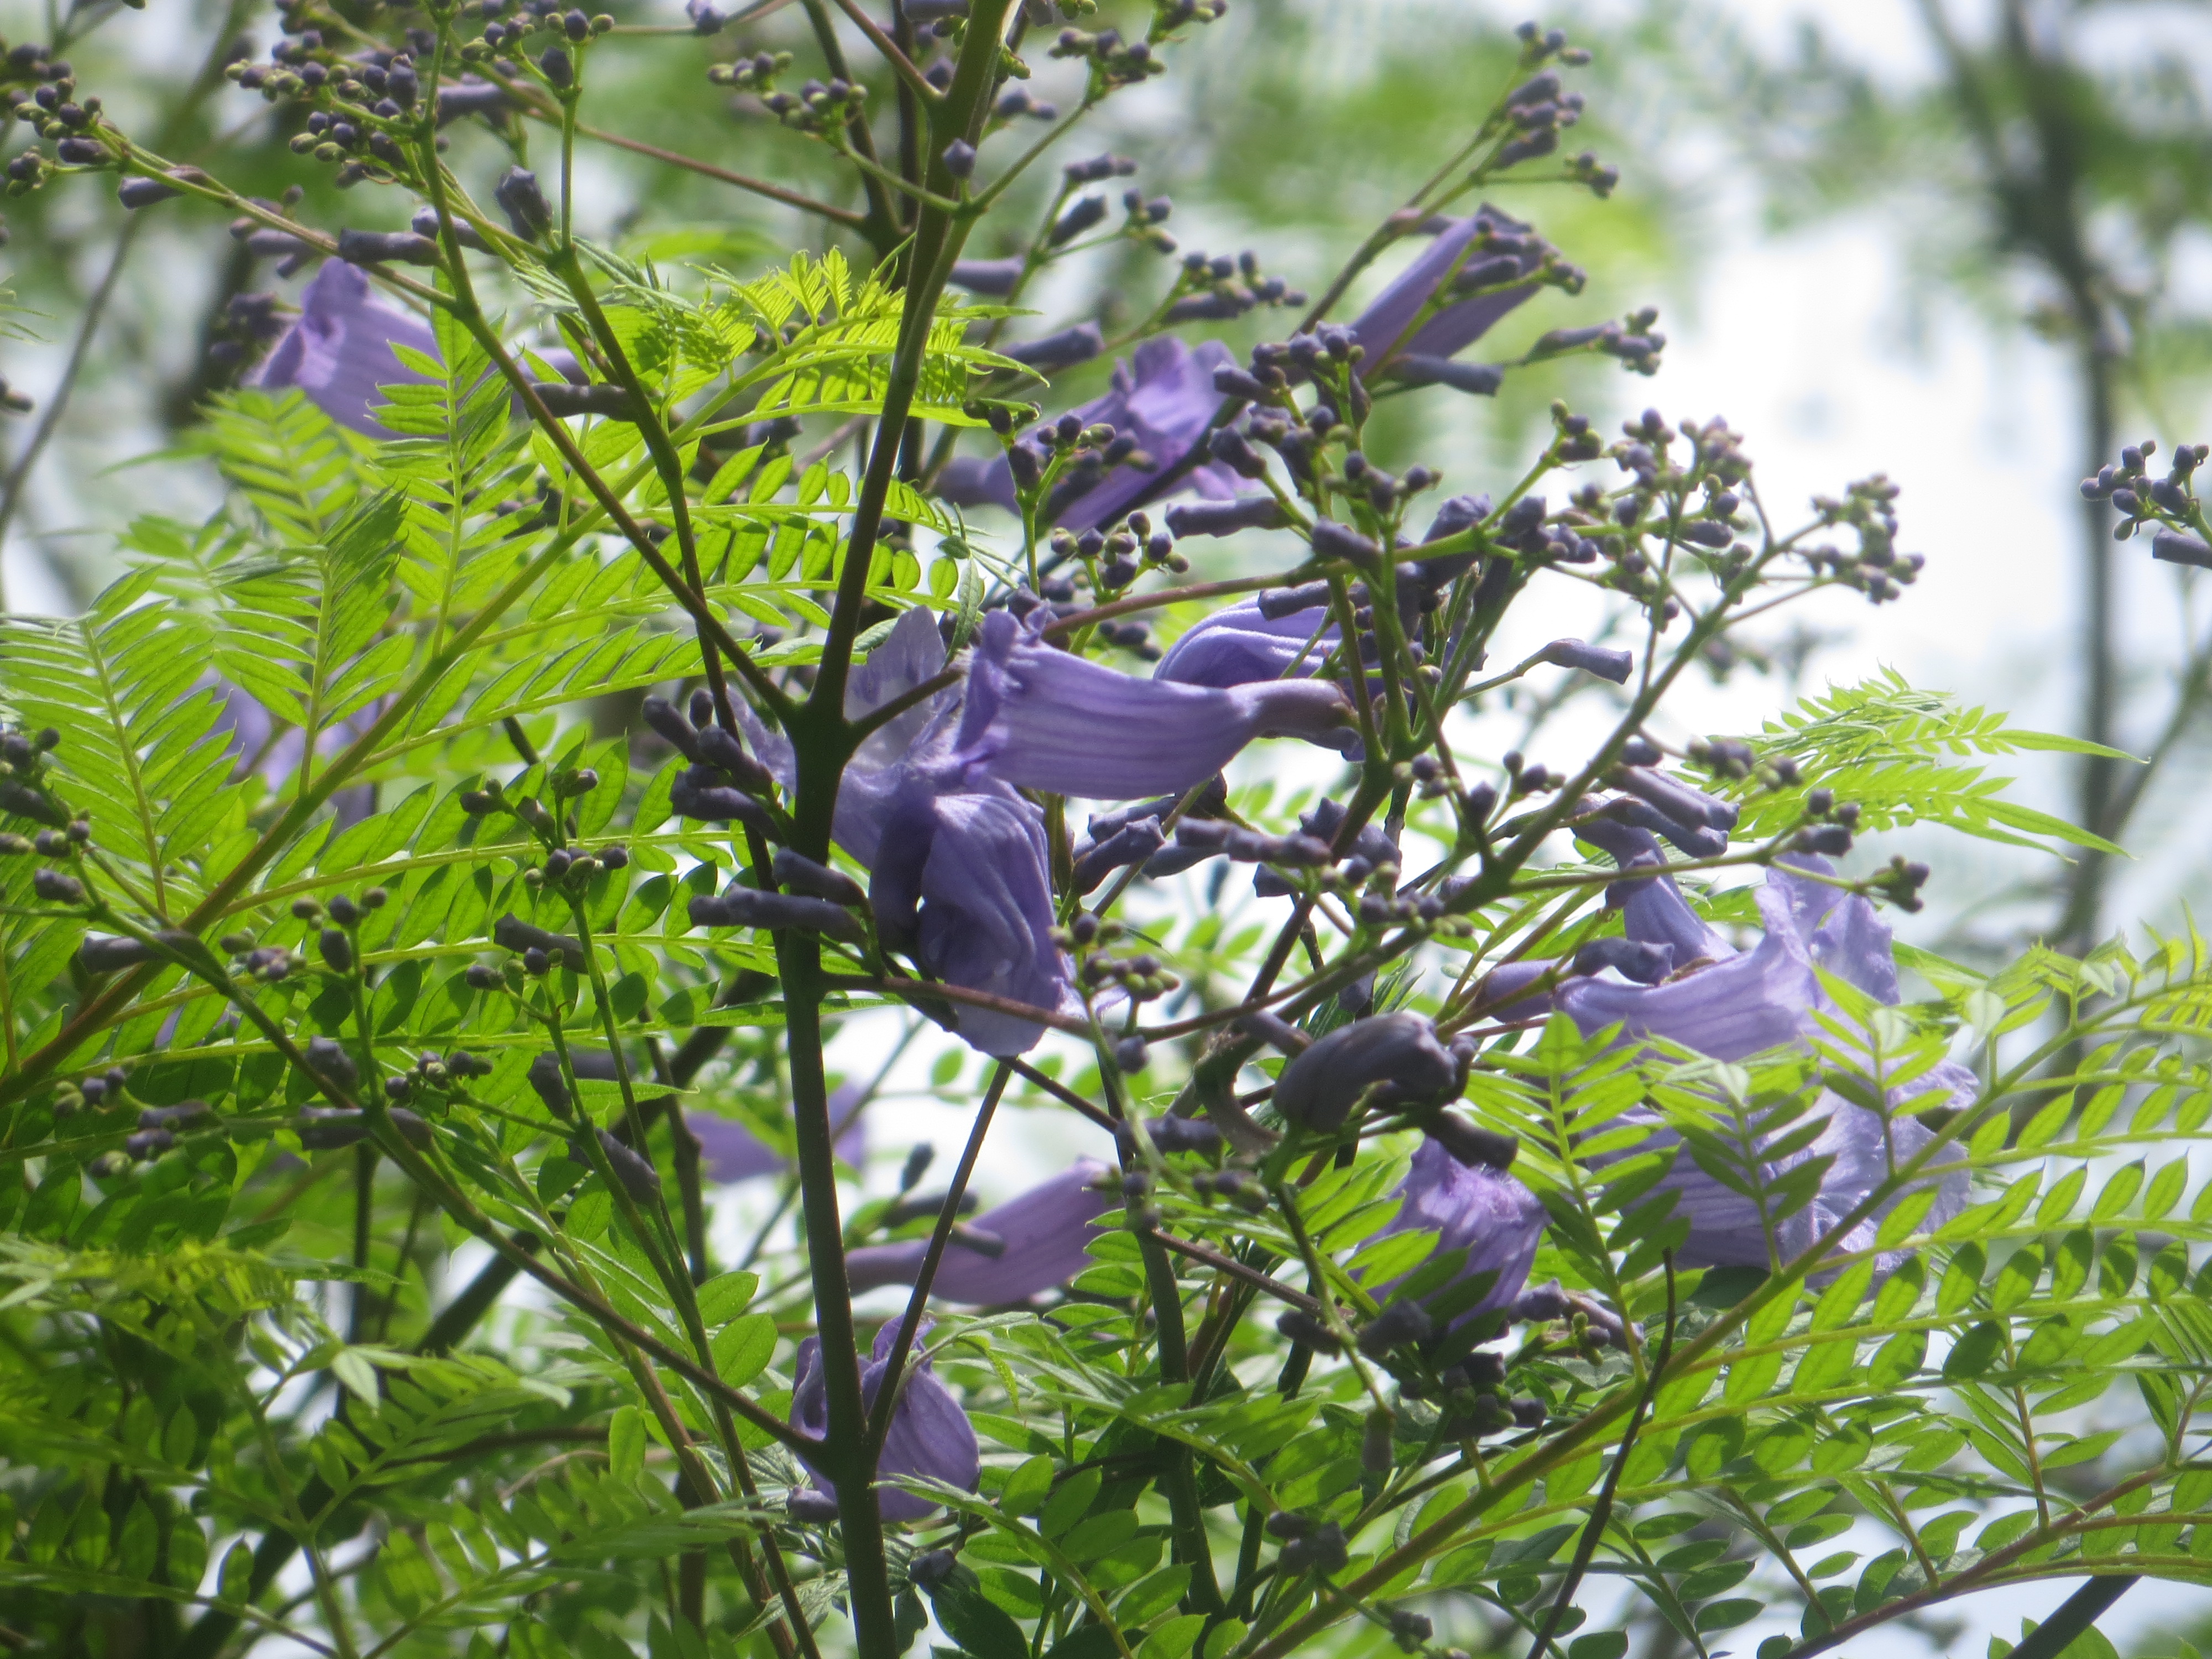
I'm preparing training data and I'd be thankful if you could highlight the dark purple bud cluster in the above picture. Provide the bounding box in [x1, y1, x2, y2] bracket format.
[1164, 248, 1306, 325]
[1790, 788, 1861, 859]
[646, 692, 780, 832]
[1048, 23, 1178, 91]
[1270, 1515, 1348, 1576]
[752, 72, 870, 133]
[1871, 853, 1933, 914]
[992, 84, 1057, 121]
[2088, 438, 2212, 568]
[493, 911, 587, 971]
[296, 1106, 432, 1150]
[1493, 62, 1589, 170]
[50, 1065, 129, 1119]
[0, 722, 64, 830]
[707, 51, 791, 92]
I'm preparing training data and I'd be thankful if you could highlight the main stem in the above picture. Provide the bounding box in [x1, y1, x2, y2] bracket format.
[769, 12, 1014, 1657]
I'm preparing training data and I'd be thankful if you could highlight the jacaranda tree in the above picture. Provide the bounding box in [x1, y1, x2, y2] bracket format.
[3, 5, 2212, 1659]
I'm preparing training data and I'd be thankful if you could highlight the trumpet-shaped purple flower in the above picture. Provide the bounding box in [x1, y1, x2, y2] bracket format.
[934, 337, 1243, 531]
[1152, 596, 1340, 690]
[790, 1321, 980, 1522]
[740, 607, 1072, 1055]
[958, 609, 1354, 799]
[1373, 1136, 1548, 1327]
[1558, 854, 1971, 1269]
[252, 260, 439, 435]
[846, 1159, 1115, 1303]
[1349, 207, 1554, 374]
[690, 1082, 869, 1183]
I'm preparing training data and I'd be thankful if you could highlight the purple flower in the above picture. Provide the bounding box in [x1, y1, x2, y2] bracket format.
[1152, 596, 1340, 690]
[932, 337, 1244, 531]
[845, 1159, 1115, 1303]
[251, 260, 439, 436]
[1272, 1011, 1457, 1131]
[957, 609, 1354, 799]
[790, 1321, 980, 1522]
[1559, 855, 1971, 1269]
[691, 1081, 869, 1183]
[1373, 1136, 1548, 1327]
[740, 608, 1072, 1055]
[1348, 207, 1553, 375]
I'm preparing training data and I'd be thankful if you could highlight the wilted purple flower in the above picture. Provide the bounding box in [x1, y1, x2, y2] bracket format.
[933, 337, 1243, 531]
[1559, 855, 1971, 1269]
[957, 609, 1354, 799]
[691, 1081, 868, 1183]
[1373, 1136, 1547, 1327]
[1348, 207, 1553, 376]
[251, 260, 438, 436]
[1272, 1011, 1457, 1131]
[1152, 597, 1340, 690]
[790, 1321, 980, 1522]
[740, 608, 1072, 1054]
[845, 1159, 1115, 1303]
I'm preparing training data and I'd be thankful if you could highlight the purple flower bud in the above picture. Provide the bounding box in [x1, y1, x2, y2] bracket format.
[1163, 292, 1253, 324]
[1071, 815, 1165, 892]
[1310, 519, 1381, 566]
[1049, 196, 1108, 247]
[32, 869, 84, 904]
[773, 848, 867, 907]
[574, 1125, 662, 1202]
[690, 885, 867, 943]
[118, 176, 181, 208]
[1206, 427, 1269, 479]
[77, 935, 153, 972]
[940, 138, 976, 179]
[1390, 355, 1504, 395]
[538, 46, 573, 87]
[124, 1128, 174, 1160]
[2152, 528, 2212, 569]
[437, 80, 512, 123]
[492, 912, 586, 969]
[1611, 765, 1739, 832]
[494, 166, 551, 239]
[1003, 324, 1104, 372]
[641, 696, 703, 760]
[1572, 935, 1673, 983]
[790, 1322, 979, 1520]
[669, 768, 772, 831]
[319, 927, 353, 972]
[336, 228, 441, 268]
[409, 208, 491, 251]
[1536, 638, 1632, 683]
[295, 1107, 431, 1150]
[1164, 494, 1284, 538]
[695, 723, 778, 794]
[1273, 1011, 1455, 1131]
[848, 1161, 1114, 1304]
[948, 257, 1026, 296]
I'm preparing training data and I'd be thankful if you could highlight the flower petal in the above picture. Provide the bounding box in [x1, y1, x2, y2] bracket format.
[846, 1160, 1116, 1303]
